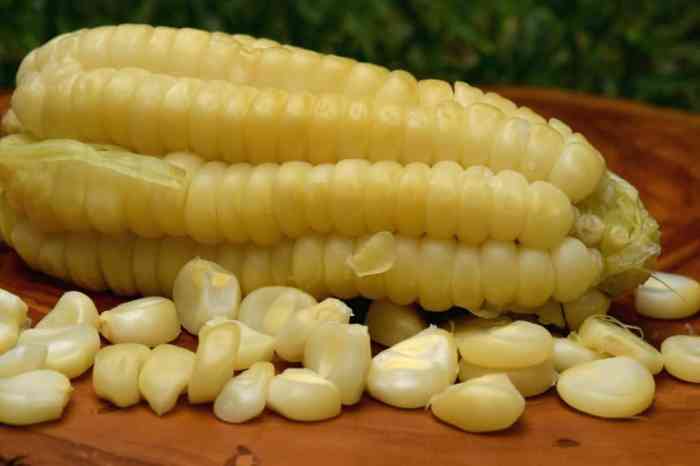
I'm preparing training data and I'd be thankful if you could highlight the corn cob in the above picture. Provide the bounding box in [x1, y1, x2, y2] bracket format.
[0, 200, 602, 312]
[0, 137, 574, 249]
[11, 25, 605, 202]
[13, 25, 566, 117]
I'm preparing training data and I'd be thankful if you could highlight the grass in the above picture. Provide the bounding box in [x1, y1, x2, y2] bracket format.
[1, 0, 698, 110]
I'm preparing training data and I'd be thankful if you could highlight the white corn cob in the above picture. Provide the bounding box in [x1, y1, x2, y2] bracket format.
[12, 25, 606, 202]
[1, 203, 602, 311]
[1, 140, 574, 249]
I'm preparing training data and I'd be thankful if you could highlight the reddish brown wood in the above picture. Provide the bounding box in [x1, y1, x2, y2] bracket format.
[1, 88, 700, 466]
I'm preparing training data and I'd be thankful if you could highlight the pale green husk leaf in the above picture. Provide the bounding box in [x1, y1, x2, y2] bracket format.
[0, 135, 185, 189]
[578, 171, 661, 296]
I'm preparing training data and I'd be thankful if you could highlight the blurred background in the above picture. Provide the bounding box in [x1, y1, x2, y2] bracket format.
[1, 0, 698, 111]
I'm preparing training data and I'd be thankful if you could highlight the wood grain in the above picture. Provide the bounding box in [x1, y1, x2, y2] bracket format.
[1, 89, 700, 466]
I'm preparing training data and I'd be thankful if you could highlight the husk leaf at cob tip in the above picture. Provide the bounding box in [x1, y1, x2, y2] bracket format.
[578, 171, 661, 296]
[0, 134, 186, 190]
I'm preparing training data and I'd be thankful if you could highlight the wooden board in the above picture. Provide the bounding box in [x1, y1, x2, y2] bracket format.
[1, 88, 699, 466]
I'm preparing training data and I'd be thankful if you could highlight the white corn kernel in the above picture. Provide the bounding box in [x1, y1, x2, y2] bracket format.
[262, 292, 300, 335]
[304, 322, 371, 405]
[188, 319, 240, 403]
[367, 326, 458, 408]
[238, 286, 317, 335]
[578, 315, 663, 374]
[275, 298, 352, 362]
[563, 289, 610, 329]
[173, 258, 242, 334]
[93, 343, 151, 408]
[347, 231, 396, 277]
[228, 320, 275, 370]
[458, 358, 557, 397]
[36, 291, 98, 329]
[0, 288, 28, 354]
[17, 324, 100, 378]
[0, 369, 72, 425]
[99, 297, 181, 347]
[365, 300, 426, 347]
[0, 343, 47, 377]
[139, 344, 195, 416]
[635, 273, 700, 320]
[214, 361, 275, 423]
[267, 368, 341, 422]
[454, 317, 553, 369]
[661, 335, 700, 383]
[557, 356, 655, 418]
[429, 374, 525, 433]
[552, 335, 604, 372]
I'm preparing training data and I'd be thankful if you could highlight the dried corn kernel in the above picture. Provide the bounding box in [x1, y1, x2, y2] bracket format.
[267, 368, 341, 422]
[429, 374, 525, 433]
[172, 257, 241, 334]
[661, 335, 700, 383]
[365, 300, 426, 347]
[367, 326, 458, 408]
[214, 361, 275, 423]
[188, 319, 240, 403]
[36, 291, 98, 329]
[93, 343, 150, 407]
[557, 357, 655, 418]
[0, 370, 72, 425]
[99, 297, 181, 347]
[139, 344, 195, 416]
[0, 343, 47, 377]
[578, 315, 663, 374]
[17, 324, 100, 378]
[304, 322, 371, 405]
[635, 273, 700, 320]
[275, 298, 352, 362]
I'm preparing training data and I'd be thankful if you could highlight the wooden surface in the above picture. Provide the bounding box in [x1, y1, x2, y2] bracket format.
[1, 88, 700, 466]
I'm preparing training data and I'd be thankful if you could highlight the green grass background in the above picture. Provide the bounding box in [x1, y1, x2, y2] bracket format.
[1, 0, 698, 110]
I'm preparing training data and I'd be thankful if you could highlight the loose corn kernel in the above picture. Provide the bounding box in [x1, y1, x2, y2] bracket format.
[0, 343, 47, 377]
[304, 322, 371, 405]
[172, 257, 241, 334]
[557, 357, 655, 418]
[458, 358, 557, 397]
[228, 320, 275, 370]
[238, 286, 317, 335]
[635, 273, 700, 320]
[578, 315, 663, 374]
[275, 298, 352, 362]
[367, 326, 458, 408]
[429, 374, 525, 433]
[17, 324, 100, 378]
[214, 361, 275, 423]
[267, 368, 341, 422]
[139, 344, 195, 416]
[661, 335, 700, 383]
[453, 317, 553, 369]
[93, 343, 151, 408]
[365, 300, 426, 347]
[188, 319, 240, 404]
[552, 335, 604, 372]
[0, 288, 29, 354]
[99, 297, 181, 347]
[36, 291, 98, 329]
[0, 370, 73, 425]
